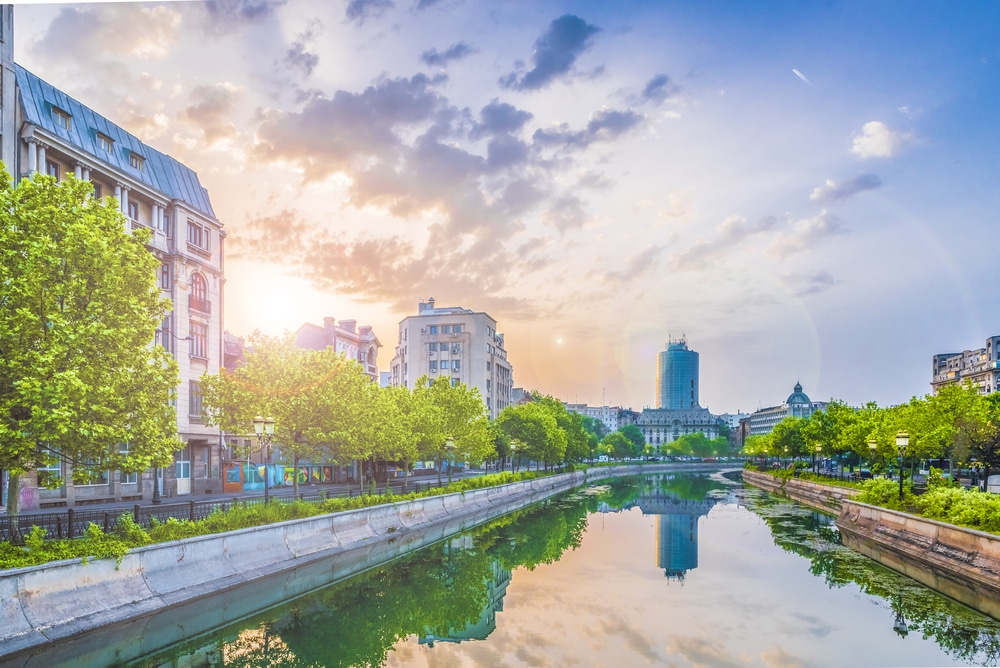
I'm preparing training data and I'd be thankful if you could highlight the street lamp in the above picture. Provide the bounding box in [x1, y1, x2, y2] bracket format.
[892, 593, 909, 638]
[253, 416, 276, 503]
[510, 440, 518, 473]
[814, 444, 822, 475]
[445, 436, 455, 483]
[151, 464, 162, 504]
[896, 432, 909, 501]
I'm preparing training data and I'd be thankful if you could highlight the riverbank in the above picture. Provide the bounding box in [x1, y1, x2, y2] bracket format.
[0, 463, 726, 661]
[742, 468, 1000, 622]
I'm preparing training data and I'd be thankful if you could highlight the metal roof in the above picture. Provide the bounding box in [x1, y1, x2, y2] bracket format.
[15, 64, 217, 220]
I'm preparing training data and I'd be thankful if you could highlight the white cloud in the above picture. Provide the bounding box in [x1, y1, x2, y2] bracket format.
[767, 210, 846, 258]
[851, 121, 911, 159]
[809, 173, 881, 204]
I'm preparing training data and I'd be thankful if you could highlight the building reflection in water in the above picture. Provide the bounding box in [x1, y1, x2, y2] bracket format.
[420, 535, 512, 646]
[638, 488, 718, 581]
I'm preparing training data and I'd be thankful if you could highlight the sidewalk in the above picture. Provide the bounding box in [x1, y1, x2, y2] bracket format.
[1, 469, 489, 517]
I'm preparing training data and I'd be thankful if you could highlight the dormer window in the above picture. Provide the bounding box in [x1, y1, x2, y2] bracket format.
[98, 133, 114, 152]
[53, 107, 71, 131]
[129, 152, 145, 171]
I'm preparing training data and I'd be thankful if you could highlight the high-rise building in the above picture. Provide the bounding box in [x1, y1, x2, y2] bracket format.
[1, 13, 225, 508]
[657, 338, 700, 410]
[931, 335, 1000, 395]
[390, 298, 514, 420]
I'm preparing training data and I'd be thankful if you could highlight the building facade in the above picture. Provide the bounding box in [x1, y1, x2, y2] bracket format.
[657, 338, 700, 410]
[748, 383, 827, 436]
[390, 298, 513, 420]
[295, 316, 381, 381]
[636, 408, 721, 448]
[4, 29, 224, 507]
[931, 336, 1000, 395]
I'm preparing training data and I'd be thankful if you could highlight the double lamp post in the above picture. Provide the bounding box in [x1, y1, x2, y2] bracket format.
[253, 416, 276, 503]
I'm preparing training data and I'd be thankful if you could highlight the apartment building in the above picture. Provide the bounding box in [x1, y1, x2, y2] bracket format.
[390, 298, 513, 420]
[931, 335, 1000, 395]
[295, 317, 381, 382]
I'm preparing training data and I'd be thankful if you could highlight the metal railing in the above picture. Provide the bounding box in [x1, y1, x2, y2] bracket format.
[0, 479, 451, 545]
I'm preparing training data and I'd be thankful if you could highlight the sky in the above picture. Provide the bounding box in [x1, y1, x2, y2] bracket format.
[12, 0, 1000, 414]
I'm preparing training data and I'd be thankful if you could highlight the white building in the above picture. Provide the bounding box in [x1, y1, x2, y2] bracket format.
[931, 335, 1000, 395]
[748, 383, 827, 436]
[390, 298, 513, 420]
[564, 404, 630, 433]
[295, 317, 381, 382]
[636, 407, 721, 448]
[5, 32, 225, 506]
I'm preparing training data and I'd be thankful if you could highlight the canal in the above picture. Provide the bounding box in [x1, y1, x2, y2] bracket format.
[14, 472, 1000, 667]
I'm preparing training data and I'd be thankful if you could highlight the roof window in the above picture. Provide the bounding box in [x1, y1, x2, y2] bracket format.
[129, 152, 145, 171]
[52, 107, 71, 131]
[98, 132, 114, 152]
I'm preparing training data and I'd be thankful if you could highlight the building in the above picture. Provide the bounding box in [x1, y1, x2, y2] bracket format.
[748, 383, 827, 436]
[3, 15, 225, 507]
[390, 298, 513, 420]
[564, 404, 625, 432]
[657, 337, 700, 409]
[931, 336, 1000, 395]
[639, 488, 718, 580]
[295, 316, 381, 382]
[636, 407, 721, 448]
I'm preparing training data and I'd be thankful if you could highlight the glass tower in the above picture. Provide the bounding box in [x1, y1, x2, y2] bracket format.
[657, 339, 699, 409]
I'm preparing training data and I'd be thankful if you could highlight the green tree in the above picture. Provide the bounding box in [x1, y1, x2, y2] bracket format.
[619, 424, 646, 457]
[414, 376, 492, 483]
[497, 402, 564, 469]
[600, 432, 630, 460]
[0, 173, 180, 515]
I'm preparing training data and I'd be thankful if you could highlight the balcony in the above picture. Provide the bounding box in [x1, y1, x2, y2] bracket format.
[189, 295, 212, 314]
[186, 241, 212, 260]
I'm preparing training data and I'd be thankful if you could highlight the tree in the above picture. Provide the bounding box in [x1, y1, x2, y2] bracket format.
[533, 394, 588, 465]
[201, 332, 372, 497]
[0, 173, 180, 515]
[496, 402, 564, 470]
[414, 376, 492, 483]
[619, 424, 646, 458]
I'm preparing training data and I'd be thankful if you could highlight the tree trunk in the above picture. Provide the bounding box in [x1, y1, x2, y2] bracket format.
[436, 456, 442, 486]
[403, 461, 409, 493]
[292, 452, 300, 498]
[6, 471, 20, 516]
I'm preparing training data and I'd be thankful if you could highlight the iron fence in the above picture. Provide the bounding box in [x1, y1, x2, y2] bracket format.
[1, 480, 448, 545]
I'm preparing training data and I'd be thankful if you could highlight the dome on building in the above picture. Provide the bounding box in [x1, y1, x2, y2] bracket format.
[786, 382, 811, 405]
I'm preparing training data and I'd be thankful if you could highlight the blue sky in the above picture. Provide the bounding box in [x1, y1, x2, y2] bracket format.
[14, 0, 1000, 413]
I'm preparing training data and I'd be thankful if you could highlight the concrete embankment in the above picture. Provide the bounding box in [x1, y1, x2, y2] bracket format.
[742, 469, 1000, 622]
[741, 469, 859, 512]
[836, 500, 1000, 621]
[0, 463, 720, 662]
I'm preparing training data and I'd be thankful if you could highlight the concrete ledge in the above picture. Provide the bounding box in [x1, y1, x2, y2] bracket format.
[836, 500, 1000, 620]
[0, 463, 728, 660]
[743, 469, 859, 512]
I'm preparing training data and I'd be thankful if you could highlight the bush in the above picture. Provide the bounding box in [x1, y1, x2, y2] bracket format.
[915, 487, 1000, 533]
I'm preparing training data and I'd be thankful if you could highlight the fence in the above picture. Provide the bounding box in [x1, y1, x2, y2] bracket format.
[0, 480, 448, 546]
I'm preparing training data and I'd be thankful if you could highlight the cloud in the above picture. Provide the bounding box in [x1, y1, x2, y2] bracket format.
[851, 121, 912, 159]
[542, 194, 588, 235]
[639, 73, 680, 105]
[669, 215, 778, 271]
[203, 0, 286, 34]
[31, 5, 181, 60]
[471, 99, 534, 140]
[809, 173, 881, 203]
[415, 0, 444, 8]
[532, 108, 643, 150]
[499, 14, 601, 91]
[767, 210, 846, 258]
[346, 0, 394, 24]
[782, 271, 839, 297]
[664, 636, 742, 668]
[181, 82, 242, 145]
[282, 20, 323, 77]
[229, 210, 310, 259]
[605, 245, 663, 284]
[421, 42, 477, 68]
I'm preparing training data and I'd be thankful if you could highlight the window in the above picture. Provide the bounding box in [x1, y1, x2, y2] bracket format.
[440, 360, 449, 370]
[451, 343, 461, 353]
[486, 361, 492, 371]
[429, 360, 438, 372]
[76, 456, 109, 486]
[92, 182, 103, 199]
[189, 380, 204, 420]
[158, 316, 173, 353]
[129, 152, 145, 171]
[453, 378, 461, 387]
[37, 455, 63, 489]
[164, 212, 172, 238]
[52, 107, 71, 130]
[189, 273, 209, 312]
[98, 133, 113, 152]
[45, 160, 59, 179]
[190, 321, 208, 359]
[119, 443, 138, 484]
[160, 262, 171, 289]
[441, 325, 450, 334]
[453, 324, 463, 333]
[429, 325, 438, 334]
[452, 359, 460, 371]
[428, 343, 437, 352]
[128, 200, 139, 221]
[187, 219, 210, 253]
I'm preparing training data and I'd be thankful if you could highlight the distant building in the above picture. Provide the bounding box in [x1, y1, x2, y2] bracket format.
[295, 316, 381, 382]
[637, 407, 721, 448]
[639, 488, 718, 580]
[749, 383, 827, 436]
[657, 338, 700, 409]
[390, 298, 514, 420]
[931, 335, 1000, 395]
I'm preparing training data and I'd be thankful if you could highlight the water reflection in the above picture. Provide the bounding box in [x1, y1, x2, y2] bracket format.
[18, 473, 1000, 667]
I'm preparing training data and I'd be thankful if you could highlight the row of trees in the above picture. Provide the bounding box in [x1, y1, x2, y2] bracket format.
[743, 383, 1000, 480]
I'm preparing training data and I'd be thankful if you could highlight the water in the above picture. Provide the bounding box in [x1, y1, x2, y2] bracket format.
[19, 472, 1000, 667]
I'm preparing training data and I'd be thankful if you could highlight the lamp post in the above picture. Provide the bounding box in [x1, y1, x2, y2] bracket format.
[510, 441, 518, 473]
[253, 416, 276, 503]
[892, 593, 909, 638]
[151, 465, 162, 504]
[783, 447, 788, 470]
[896, 432, 909, 501]
[814, 444, 822, 475]
[868, 439, 877, 476]
[445, 436, 455, 483]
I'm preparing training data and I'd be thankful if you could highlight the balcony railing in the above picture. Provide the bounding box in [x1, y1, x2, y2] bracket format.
[189, 295, 212, 314]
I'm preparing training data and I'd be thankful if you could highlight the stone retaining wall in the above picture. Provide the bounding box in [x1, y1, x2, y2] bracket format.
[742, 470, 859, 512]
[836, 500, 1000, 621]
[0, 463, 720, 660]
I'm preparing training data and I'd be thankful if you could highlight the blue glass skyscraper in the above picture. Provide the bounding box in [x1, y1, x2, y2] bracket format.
[657, 339, 699, 409]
